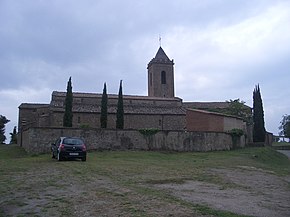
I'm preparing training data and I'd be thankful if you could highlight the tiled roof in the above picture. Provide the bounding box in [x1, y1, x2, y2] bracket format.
[187, 108, 244, 120]
[19, 103, 49, 109]
[52, 91, 181, 102]
[52, 104, 186, 115]
[183, 102, 230, 109]
[155, 47, 170, 61]
[147, 47, 174, 67]
[52, 91, 99, 98]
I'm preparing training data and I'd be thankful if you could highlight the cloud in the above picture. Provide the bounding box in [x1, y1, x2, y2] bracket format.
[0, 87, 52, 141]
[162, 1, 290, 95]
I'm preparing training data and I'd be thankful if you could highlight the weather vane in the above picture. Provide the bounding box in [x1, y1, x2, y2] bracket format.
[159, 35, 162, 47]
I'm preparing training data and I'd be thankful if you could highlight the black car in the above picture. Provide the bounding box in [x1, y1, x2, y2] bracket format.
[51, 137, 87, 161]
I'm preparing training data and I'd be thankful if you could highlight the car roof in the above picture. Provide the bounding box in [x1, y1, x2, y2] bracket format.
[60, 137, 83, 140]
[60, 137, 82, 138]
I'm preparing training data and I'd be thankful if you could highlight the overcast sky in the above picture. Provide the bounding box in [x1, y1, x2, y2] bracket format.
[1, 0, 290, 142]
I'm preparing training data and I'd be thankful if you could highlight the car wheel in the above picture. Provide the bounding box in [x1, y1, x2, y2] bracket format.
[57, 152, 62, 161]
[82, 156, 86, 162]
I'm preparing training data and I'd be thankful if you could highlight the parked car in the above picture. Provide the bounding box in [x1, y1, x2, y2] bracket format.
[51, 137, 87, 161]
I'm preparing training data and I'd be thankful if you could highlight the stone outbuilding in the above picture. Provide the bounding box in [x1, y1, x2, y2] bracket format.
[186, 109, 246, 132]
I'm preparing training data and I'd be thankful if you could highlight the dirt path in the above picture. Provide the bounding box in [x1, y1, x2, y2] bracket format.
[277, 150, 290, 159]
[153, 167, 290, 217]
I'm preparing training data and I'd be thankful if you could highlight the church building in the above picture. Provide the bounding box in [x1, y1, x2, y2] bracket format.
[18, 47, 245, 133]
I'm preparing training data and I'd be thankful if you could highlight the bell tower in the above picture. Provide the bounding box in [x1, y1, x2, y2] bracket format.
[147, 47, 175, 98]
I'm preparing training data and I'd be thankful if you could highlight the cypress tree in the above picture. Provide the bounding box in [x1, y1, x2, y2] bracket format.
[10, 126, 17, 144]
[63, 77, 73, 127]
[253, 84, 266, 142]
[100, 82, 108, 128]
[116, 80, 124, 129]
[279, 114, 290, 138]
[0, 115, 10, 144]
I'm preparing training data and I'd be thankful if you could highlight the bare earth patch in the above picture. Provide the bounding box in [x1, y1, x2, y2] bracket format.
[0, 165, 199, 217]
[153, 167, 290, 217]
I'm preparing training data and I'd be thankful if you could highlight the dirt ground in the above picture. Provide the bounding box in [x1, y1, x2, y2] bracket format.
[154, 167, 290, 217]
[1, 164, 290, 217]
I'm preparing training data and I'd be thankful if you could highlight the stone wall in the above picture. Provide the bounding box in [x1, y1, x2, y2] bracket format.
[48, 112, 186, 130]
[19, 127, 246, 154]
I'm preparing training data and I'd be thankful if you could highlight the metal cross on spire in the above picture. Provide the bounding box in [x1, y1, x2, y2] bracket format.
[159, 35, 162, 47]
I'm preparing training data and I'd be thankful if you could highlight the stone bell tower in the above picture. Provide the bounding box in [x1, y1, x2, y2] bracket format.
[147, 46, 175, 98]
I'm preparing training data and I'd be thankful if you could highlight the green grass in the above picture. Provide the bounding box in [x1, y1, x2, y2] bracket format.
[0, 145, 289, 217]
[0, 144, 28, 159]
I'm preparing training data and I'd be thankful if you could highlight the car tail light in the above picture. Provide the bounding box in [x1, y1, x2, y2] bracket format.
[82, 144, 86, 151]
[59, 144, 65, 151]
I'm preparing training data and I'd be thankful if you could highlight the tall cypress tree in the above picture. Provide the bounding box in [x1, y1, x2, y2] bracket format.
[0, 115, 10, 144]
[10, 126, 17, 144]
[116, 80, 124, 129]
[63, 77, 73, 127]
[253, 84, 266, 142]
[100, 82, 108, 128]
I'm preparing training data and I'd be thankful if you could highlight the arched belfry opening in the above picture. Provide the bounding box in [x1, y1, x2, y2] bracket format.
[147, 47, 174, 98]
[161, 71, 166, 84]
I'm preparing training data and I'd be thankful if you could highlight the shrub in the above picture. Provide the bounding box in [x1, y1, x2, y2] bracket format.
[227, 128, 244, 149]
[227, 128, 244, 137]
[80, 124, 90, 129]
[138, 128, 159, 136]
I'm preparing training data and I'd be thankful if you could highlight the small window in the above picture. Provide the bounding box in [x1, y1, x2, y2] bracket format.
[161, 71, 166, 84]
[78, 117, 81, 123]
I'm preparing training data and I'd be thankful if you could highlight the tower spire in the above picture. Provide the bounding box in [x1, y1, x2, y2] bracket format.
[147, 46, 175, 98]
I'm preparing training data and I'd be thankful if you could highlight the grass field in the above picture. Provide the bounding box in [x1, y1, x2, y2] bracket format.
[0, 145, 289, 217]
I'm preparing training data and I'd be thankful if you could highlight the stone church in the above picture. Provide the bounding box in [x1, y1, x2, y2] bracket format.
[18, 47, 245, 133]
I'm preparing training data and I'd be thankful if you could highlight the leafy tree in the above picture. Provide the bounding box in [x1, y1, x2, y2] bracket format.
[100, 82, 108, 128]
[10, 126, 17, 144]
[63, 77, 73, 127]
[116, 80, 124, 129]
[253, 84, 266, 142]
[0, 115, 10, 144]
[225, 99, 252, 124]
[279, 114, 290, 139]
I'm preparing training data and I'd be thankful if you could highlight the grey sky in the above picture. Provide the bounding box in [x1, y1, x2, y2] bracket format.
[1, 0, 290, 141]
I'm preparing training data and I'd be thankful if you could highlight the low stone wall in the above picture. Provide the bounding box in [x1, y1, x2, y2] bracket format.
[19, 127, 246, 154]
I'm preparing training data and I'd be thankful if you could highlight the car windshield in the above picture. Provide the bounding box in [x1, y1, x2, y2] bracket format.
[63, 138, 83, 145]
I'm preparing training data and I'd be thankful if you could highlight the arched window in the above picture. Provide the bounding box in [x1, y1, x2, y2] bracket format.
[161, 71, 166, 84]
